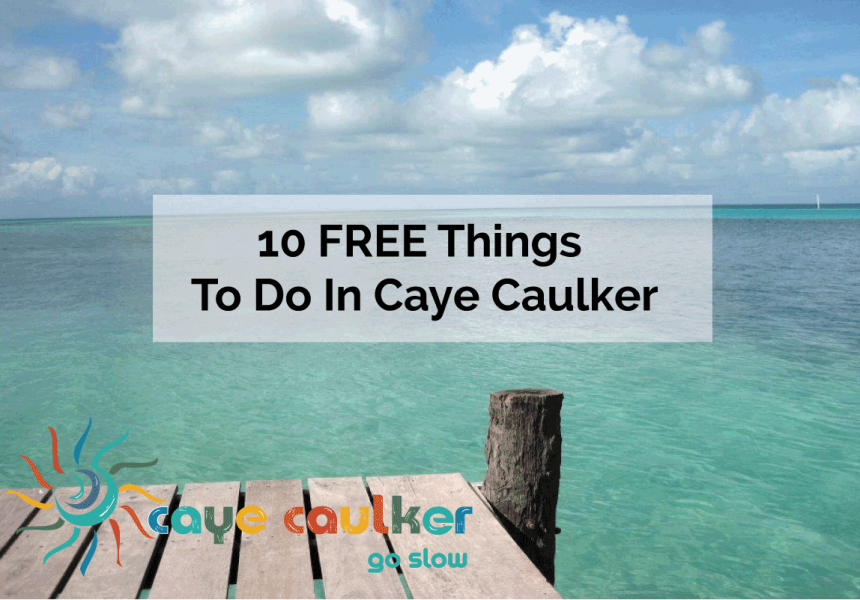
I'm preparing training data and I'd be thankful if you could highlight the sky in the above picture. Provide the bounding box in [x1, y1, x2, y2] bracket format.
[0, 0, 858, 218]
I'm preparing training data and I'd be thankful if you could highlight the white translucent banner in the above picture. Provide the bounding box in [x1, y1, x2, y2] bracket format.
[153, 195, 712, 342]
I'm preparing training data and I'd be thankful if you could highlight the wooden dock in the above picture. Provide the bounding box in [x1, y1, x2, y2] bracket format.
[2, 388, 565, 599]
[0, 473, 561, 599]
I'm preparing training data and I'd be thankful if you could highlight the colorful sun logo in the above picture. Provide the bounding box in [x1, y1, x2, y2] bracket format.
[6, 419, 163, 576]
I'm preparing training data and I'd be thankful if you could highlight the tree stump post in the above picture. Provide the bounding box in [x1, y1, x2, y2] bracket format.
[482, 388, 563, 584]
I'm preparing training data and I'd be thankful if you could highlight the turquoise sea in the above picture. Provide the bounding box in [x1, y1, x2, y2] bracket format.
[1, 205, 859, 598]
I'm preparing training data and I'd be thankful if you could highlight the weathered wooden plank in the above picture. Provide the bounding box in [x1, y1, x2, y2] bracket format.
[0, 489, 49, 551]
[308, 477, 405, 599]
[365, 473, 561, 599]
[60, 484, 176, 599]
[0, 488, 93, 599]
[148, 481, 240, 599]
[235, 480, 314, 599]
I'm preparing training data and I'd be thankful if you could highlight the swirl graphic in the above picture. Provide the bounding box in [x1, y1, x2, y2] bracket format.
[16, 517, 65, 533]
[109, 459, 158, 475]
[55, 430, 127, 527]
[70, 476, 86, 501]
[49, 427, 64, 474]
[79, 529, 98, 575]
[118, 505, 154, 539]
[73, 418, 92, 466]
[65, 470, 100, 510]
[18, 455, 53, 490]
[5, 420, 163, 576]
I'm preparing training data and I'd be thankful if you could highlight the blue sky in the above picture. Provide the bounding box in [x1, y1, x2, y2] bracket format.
[0, 0, 858, 217]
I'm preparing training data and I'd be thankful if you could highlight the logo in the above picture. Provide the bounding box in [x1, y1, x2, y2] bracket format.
[5, 419, 163, 576]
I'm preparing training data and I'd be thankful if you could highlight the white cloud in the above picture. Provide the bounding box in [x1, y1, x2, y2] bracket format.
[103, 0, 427, 115]
[300, 16, 860, 194]
[739, 74, 860, 151]
[136, 177, 198, 196]
[693, 20, 733, 58]
[120, 94, 173, 118]
[0, 157, 97, 197]
[57, 0, 187, 26]
[699, 111, 743, 157]
[209, 169, 245, 193]
[381, 162, 427, 185]
[685, 73, 860, 177]
[782, 147, 859, 173]
[1, 56, 81, 90]
[41, 102, 92, 129]
[302, 14, 765, 192]
[12, 157, 62, 182]
[308, 89, 403, 132]
[193, 117, 282, 159]
[403, 13, 758, 133]
[2, 8, 855, 211]
[61, 165, 97, 195]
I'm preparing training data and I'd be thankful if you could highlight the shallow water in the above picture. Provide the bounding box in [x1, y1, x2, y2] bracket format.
[1, 208, 859, 597]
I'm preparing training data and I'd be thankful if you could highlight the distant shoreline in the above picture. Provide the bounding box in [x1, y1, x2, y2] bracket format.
[1, 203, 859, 223]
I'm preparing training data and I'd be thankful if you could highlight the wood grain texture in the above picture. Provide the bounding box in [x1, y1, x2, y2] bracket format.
[148, 481, 240, 599]
[1, 475, 564, 599]
[308, 477, 405, 599]
[0, 488, 91, 599]
[60, 484, 176, 599]
[235, 479, 314, 599]
[0, 489, 48, 552]
[483, 388, 563, 583]
[366, 473, 561, 599]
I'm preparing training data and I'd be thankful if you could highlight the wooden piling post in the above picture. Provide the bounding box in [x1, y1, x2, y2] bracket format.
[482, 388, 563, 584]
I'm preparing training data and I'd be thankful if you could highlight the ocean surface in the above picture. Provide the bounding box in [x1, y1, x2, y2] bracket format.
[1, 205, 859, 598]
